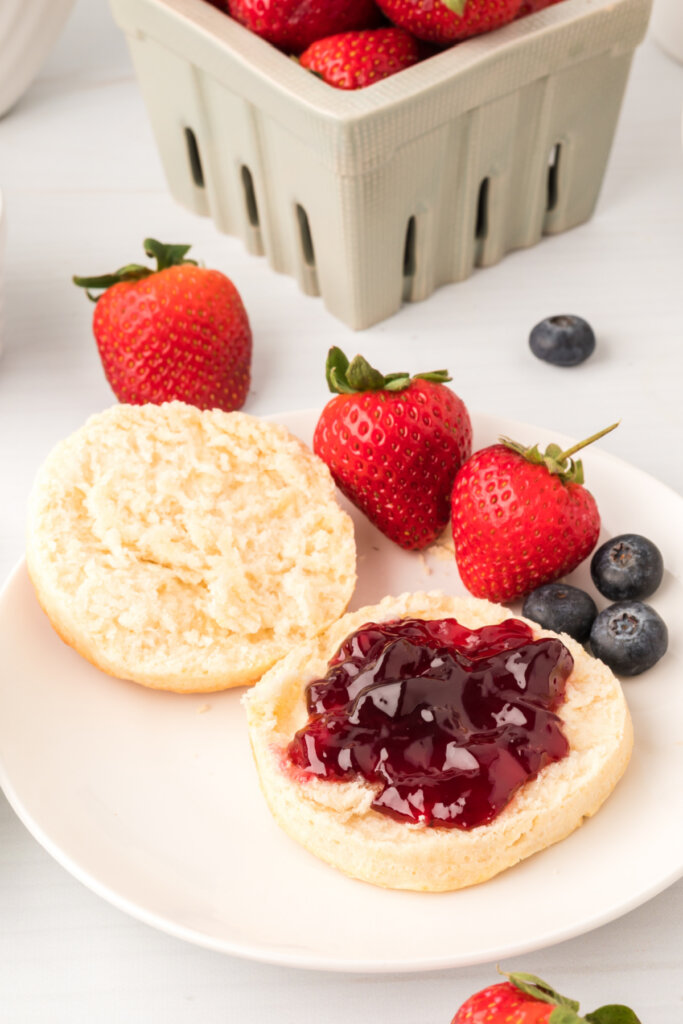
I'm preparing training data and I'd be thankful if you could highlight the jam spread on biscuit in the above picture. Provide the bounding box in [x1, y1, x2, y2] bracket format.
[286, 617, 573, 830]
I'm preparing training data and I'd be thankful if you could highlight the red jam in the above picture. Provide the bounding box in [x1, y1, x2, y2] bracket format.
[287, 617, 573, 830]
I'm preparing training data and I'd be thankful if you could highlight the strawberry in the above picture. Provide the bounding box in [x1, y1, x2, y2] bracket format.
[452, 971, 641, 1024]
[313, 347, 472, 550]
[226, 0, 381, 54]
[299, 27, 420, 89]
[73, 239, 251, 412]
[376, 0, 523, 44]
[451, 424, 619, 603]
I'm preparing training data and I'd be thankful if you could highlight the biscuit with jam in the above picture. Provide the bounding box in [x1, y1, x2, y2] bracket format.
[244, 591, 632, 891]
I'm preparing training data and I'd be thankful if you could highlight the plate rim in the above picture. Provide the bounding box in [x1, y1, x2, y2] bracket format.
[2, 691, 683, 974]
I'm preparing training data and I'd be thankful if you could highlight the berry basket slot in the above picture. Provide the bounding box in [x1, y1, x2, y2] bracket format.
[109, 0, 652, 329]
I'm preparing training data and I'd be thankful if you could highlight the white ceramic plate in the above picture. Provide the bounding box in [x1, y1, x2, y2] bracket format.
[1, 410, 682, 973]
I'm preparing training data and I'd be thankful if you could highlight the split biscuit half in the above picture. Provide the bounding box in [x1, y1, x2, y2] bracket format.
[27, 402, 356, 692]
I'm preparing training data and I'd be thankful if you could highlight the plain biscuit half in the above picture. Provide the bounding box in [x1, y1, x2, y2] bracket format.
[244, 591, 633, 891]
[26, 402, 356, 692]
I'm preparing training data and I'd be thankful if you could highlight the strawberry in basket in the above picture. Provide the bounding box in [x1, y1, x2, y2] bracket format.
[376, 0, 523, 43]
[226, 0, 381, 54]
[300, 28, 421, 89]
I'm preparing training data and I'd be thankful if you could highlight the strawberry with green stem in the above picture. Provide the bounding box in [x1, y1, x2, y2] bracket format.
[451, 423, 619, 603]
[314, 347, 472, 550]
[74, 238, 251, 412]
[452, 971, 641, 1023]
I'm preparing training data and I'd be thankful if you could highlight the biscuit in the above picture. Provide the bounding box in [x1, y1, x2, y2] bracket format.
[244, 591, 632, 891]
[26, 402, 356, 692]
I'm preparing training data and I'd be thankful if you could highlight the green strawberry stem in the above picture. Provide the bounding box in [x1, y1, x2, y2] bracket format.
[503, 972, 642, 1024]
[500, 421, 619, 486]
[142, 238, 195, 271]
[441, 0, 467, 15]
[73, 238, 197, 302]
[325, 346, 451, 395]
[556, 421, 620, 462]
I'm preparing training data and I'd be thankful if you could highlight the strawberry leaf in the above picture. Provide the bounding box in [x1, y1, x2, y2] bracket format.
[328, 367, 356, 394]
[506, 972, 579, 1011]
[548, 1010, 585, 1024]
[384, 377, 413, 391]
[441, 0, 467, 15]
[585, 1007, 642, 1024]
[323, 347, 452, 395]
[73, 239, 197, 301]
[499, 421, 619, 485]
[72, 264, 153, 302]
[346, 355, 388, 392]
[414, 370, 452, 384]
[143, 238, 196, 271]
[326, 347, 350, 393]
[570, 458, 584, 485]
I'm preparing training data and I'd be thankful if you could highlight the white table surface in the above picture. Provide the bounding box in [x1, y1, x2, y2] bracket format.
[1, 1, 682, 1020]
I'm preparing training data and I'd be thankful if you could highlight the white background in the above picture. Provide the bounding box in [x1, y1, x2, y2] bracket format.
[1, 0, 682, 1020]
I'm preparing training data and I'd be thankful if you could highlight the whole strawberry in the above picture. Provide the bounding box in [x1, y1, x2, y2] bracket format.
[452, 971, 641, 1023]
[313, 347, 472, 550]
[73, 239, 251, 412]
[376, 0, 522, 44]
[226, 0, 381, 54]
[451, 424, 618, 603]
[300, 27, 420, 89]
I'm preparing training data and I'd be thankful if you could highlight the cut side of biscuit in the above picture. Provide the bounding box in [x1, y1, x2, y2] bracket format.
[244, 591, 633, 891]
[26, 402, 356, 692]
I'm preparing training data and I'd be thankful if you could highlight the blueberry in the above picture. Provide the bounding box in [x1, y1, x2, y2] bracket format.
[590, 601, 668, 676]
[591, 533, 664, 601]
[522, 583, 597, 642]
[529, 315, 596, 367]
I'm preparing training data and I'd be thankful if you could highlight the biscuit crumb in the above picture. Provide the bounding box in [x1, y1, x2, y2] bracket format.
[427, 522, 455, 561]
[417, 552, 432, 576]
